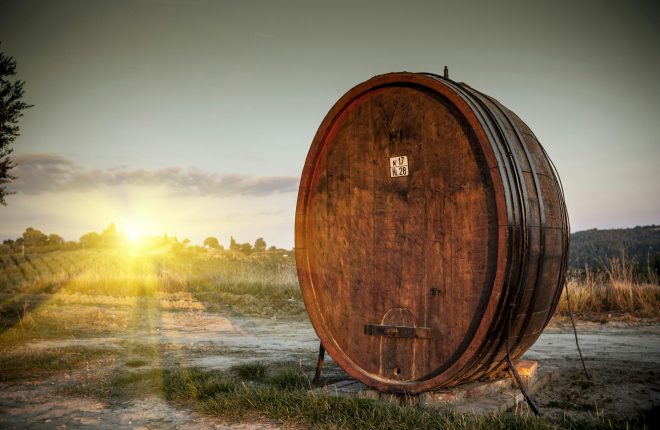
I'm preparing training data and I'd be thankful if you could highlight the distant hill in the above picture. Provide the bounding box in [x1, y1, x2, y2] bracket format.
[569, 225, 660, 274]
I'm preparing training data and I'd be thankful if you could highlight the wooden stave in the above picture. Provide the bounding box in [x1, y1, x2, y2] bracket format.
[439, 79, 567, 383]
[424, 76, 569, 384]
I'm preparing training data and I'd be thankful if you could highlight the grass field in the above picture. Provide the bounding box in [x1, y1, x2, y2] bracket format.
[556, 257, 660, 321]
[0, 248, 303, 344]
[0, 247, 657, 429]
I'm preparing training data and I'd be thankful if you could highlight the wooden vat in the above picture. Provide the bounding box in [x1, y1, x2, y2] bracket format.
[295, 72, 569, 394]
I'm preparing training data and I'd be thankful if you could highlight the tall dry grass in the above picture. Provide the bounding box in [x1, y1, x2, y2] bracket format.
[556, 256, 660, 318]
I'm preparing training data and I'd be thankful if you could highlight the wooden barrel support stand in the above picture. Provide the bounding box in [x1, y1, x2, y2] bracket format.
[295, 72, 569, 394]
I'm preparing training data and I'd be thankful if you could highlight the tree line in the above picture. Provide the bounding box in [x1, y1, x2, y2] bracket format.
[6, 223, 659, 275]
[1, 224, 288, 255]
[569, 225, 660, 279]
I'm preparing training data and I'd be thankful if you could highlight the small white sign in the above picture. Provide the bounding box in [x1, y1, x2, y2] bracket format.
[389, 155, 409, 177]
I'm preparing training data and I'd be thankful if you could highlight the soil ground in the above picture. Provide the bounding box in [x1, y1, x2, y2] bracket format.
[1, 310, 658, 429]
[526, 321, 660, 424]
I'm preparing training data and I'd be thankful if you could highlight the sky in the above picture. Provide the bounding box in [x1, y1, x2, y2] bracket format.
[0, 0, 658, 248]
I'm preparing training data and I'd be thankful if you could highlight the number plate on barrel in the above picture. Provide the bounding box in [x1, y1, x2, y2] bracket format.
[389, 156, 408, 177]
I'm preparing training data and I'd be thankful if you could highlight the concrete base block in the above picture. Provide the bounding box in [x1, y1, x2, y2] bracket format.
[309, 360, 559, 416]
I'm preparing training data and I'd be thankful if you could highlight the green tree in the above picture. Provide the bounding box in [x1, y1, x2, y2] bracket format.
[47, 233, 65, 247]
[238, 242, 253, 254]
[229, 236, 238, 251]
[22, 227, 47, 247]
[102, 223, 120, 247]
[79, 231, 101, 248]
[253, 237, 267, 252]
[204, 236, 221, 249]
[0, 43, 32, 205]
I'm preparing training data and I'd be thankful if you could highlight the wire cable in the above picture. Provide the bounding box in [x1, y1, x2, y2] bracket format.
[564, 282, 591, 381]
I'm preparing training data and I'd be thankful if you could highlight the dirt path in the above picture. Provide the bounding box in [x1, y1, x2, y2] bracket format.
[1, 312, 658, 428]
[13, 312, 319, 370]
[525, 323, 660, 423]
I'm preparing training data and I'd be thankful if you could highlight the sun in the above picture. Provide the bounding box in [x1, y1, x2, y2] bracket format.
[126, 224, 140, 242]
[122, 221, 144, 244]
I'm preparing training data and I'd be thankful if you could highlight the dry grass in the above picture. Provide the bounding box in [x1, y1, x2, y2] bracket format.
[0, 346, 118, 382]
[556, 257, 660, 319]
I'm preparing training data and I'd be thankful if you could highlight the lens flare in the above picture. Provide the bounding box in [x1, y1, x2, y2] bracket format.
[124, 222, 142, 243]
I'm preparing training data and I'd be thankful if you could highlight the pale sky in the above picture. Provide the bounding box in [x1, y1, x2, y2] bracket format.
[0, 0, 658, 248]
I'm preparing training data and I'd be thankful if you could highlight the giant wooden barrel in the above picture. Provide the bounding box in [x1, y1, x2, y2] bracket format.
[295, 72, 569, 394]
